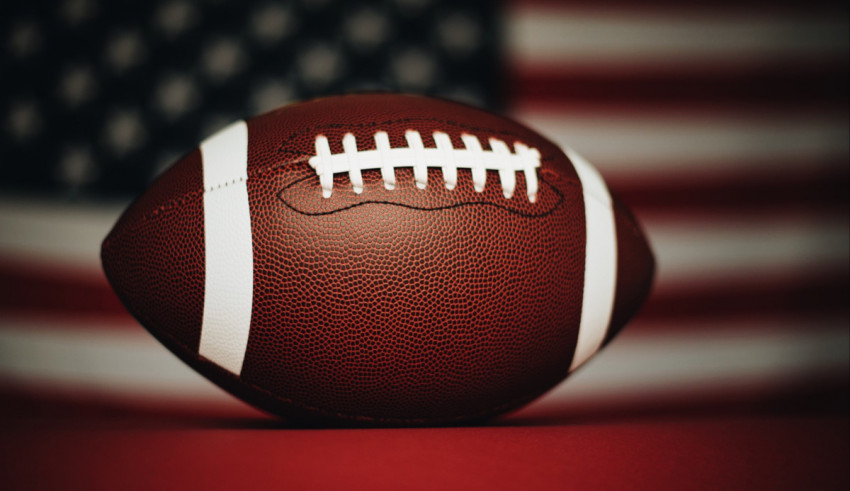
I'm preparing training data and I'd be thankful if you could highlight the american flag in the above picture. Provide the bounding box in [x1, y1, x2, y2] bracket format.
[0, 0, 847, 433]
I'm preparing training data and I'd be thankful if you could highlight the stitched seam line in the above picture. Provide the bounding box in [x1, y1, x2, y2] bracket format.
[277, 173, 572, 218]
[204, 175, 248, 193]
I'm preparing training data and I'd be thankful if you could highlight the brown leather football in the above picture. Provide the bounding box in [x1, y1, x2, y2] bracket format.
[101, 93, 654, 426]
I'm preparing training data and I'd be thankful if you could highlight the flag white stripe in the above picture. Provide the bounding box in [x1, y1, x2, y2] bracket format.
[540, 321, 849, 406]
[0, 198, 125, 271]
[198, 120, 254, 375]
[507, 8, 849, 67]
[1, 207, 845, 292]
[568, 148, 617, 372]
[513, 110, 849, 177]
[644, 214, 849, 288]
[0, 322, 222, 399]
[0, 319, 844, 406]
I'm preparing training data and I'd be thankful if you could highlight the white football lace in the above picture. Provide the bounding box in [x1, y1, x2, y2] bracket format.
[307, 131, 542, 202]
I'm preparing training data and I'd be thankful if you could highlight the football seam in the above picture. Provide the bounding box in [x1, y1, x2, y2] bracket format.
[275, 170, 571, 217]
[121, 159, 294, 231]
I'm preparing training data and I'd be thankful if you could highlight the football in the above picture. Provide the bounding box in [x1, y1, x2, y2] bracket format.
[101, 93, 654, 426]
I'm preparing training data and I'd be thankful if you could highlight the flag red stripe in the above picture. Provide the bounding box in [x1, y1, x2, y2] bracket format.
[609, 161, 849, 217]
[2, 261, 846, 325]
[642, 271, 849, 322]
[508, 63, 849, 109]
[2, 374, 846, 423]
[0, 258, 127, 319]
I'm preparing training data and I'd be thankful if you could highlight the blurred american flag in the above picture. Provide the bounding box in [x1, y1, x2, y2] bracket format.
[0, 0, 847, 418]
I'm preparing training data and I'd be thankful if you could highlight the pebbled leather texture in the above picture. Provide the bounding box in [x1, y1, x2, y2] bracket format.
[101, 94, 654, 425]
[103, 149, 206, 354]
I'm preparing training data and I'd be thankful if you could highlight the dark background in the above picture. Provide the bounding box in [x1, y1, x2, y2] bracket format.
[1, 0, 501, 197]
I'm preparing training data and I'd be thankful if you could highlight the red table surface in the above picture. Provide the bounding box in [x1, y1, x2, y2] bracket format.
[1, 389, 847, 491]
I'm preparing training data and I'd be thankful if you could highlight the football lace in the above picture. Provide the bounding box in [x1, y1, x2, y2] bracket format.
[308, 130, 541, 202]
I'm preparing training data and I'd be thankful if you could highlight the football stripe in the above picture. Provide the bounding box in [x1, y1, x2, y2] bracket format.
[568, 148, 617, 372]
[198, 120, 254, 375]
